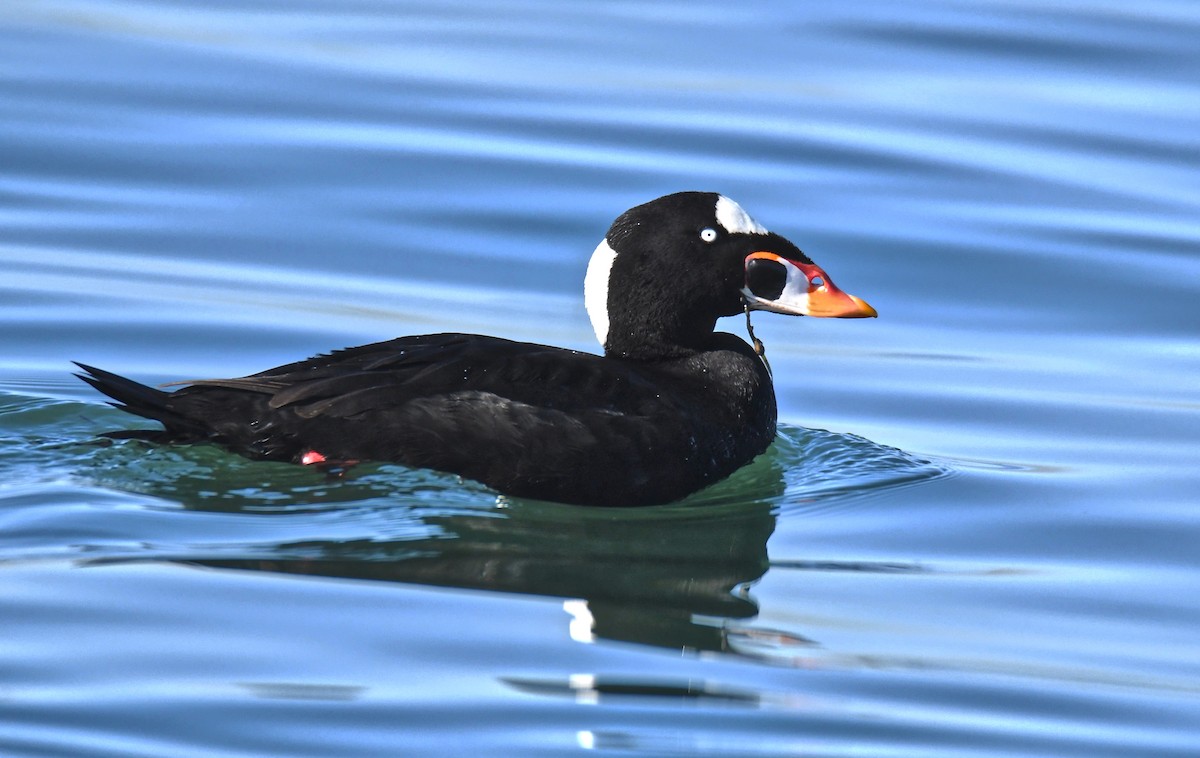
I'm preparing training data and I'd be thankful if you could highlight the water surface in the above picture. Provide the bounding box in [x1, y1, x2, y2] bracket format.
[2, 2, 1198, 756]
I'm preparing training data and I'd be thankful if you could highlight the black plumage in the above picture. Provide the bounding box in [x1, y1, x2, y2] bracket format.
[77, 192, 875, 506]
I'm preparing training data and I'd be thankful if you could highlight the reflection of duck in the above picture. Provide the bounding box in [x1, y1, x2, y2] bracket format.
[199, 496, 777, 653]
[77, 192, 874, 506]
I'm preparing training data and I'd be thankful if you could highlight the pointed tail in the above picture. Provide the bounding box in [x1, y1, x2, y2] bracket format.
[73, 362, 194, 436]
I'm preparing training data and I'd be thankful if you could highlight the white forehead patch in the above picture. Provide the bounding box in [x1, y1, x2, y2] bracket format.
[715, 195, 768, 235]
[584, 238, 617, 349]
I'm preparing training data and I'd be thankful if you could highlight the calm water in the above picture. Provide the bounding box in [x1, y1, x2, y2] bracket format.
[2, 1, 1199, 756]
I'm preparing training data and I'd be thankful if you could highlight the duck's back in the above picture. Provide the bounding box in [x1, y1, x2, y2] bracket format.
[83, 333, 776, 506]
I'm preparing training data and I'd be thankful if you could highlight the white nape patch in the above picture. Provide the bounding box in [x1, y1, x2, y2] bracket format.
[584, 238, 617, 348]
[715, 195, 768, 235]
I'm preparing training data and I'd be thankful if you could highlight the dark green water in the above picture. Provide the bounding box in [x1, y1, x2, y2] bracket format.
[2, 2, 1198, 756]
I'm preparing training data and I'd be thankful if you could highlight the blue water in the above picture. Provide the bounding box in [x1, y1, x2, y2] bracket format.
[2, 1, 1199, 756]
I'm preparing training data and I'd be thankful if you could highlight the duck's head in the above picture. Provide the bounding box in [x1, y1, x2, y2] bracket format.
[585, 191, 876, 359]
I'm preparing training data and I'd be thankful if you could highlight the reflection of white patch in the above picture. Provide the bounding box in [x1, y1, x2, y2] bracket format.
[584, 238, 617, 348]
[715, 195, 768, 235]
[564, 600, 596, 644]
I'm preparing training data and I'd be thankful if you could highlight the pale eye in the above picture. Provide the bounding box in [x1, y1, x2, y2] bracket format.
[699, 228, 718, 243]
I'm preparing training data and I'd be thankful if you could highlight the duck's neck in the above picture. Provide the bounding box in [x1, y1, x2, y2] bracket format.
[585, 238, 728, 361]
[601, 312, 718, 360]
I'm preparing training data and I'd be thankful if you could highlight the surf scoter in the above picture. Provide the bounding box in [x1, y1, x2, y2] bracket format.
[76, 192, 876, 506]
